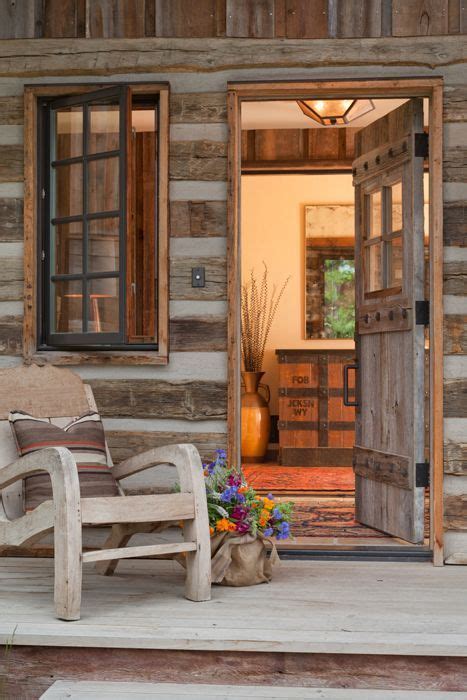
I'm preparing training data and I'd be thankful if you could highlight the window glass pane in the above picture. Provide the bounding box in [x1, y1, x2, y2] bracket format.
[54, 106, 83, 160]
[367, 190, 382, 239]
[88, 103, 120, 154]
[130, 102, 157, 339]
[323, 259, 355, 339]
[388, 236, 403, 287]
[366, 243, 383, 292]
[52, 222, 82, 275]
[87, 278, 119, 333]
[88, 217, 119, 273]
[52, 279, 83, 333]
[391, 181, 403, 232]
[87, 157, 119, 213]
[53, 162, 83, 218]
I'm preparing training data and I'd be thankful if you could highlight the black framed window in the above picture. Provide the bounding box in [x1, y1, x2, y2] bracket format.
[38, 86, 159, 350]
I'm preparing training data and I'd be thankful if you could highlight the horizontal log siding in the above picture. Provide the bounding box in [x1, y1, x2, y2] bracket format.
[0, 1, 465, 39]
[106, 430, 226, 465]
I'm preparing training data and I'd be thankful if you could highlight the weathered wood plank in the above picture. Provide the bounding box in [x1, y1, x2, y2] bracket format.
[444, 494, 467, 530]
[0, 1, 40, 38]
[444, 379, 467, 417]
[0, 145, 23, 182]
[353, 445, 410, 490]
[170, 201, 226, 237]
[444, 148, 467, 182]
[89, 379, 227, 419]
[0, 37, 463, 77]
[106, 430, 225, 465]
[335, 0, 383, 38]
[170, 93, 227, 123]
[444, 86, 467, 122]
[444, 315, 467, 354]
[392, 0, 449, 36]
[444, 261, 467, 295]
[226, 0, 275, 38]
[170, 257, 226, 300]
[170, 141, 227, 181]
[170, 316, 227, 351]
[444, 440, 467, 474]
[87, 0, 147, 38]
[0, 96, 23, 126]
[0, 314, 22, 355]
[275, 0, 329, 38]
[444, 203, 466, 246]
[0, 198, 23, 241]
[0, 257, 23, 301]
[42, 0, 86, 38]
[155, 0, 226, 37]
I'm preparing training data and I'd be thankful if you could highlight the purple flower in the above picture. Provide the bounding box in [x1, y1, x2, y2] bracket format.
[263, 527, 274, 537]
[220, 485, 238, 503]
[276, 521, 291, 540]
[227, 473, 242, 488]
[266, 493, 275, 501]
[232, 505, 248, 520]
[236, 520, 250, 534]
[216, 448, 227, 459]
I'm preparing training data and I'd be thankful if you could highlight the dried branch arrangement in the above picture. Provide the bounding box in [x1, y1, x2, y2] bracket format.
[241, 263, 290, 372]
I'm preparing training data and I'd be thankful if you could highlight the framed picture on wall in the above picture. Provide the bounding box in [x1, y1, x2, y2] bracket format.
[304, 205, 355, 340]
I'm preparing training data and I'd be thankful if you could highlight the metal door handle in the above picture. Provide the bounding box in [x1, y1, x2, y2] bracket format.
[343, 363, 358, 407]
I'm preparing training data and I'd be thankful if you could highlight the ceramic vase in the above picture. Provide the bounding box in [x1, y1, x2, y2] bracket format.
[241, 371, 271, 463]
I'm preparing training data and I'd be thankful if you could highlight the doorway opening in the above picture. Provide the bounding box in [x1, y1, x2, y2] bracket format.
[227, 79, 444, 562]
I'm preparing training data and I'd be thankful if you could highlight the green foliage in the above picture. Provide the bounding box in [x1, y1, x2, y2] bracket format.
[323, 258, 355, 339]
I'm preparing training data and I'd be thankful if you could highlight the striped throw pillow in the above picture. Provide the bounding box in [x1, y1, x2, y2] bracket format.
[9, 410, 119, 511]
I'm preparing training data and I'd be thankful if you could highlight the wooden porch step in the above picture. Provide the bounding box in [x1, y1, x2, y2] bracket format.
[41, 681, 467, 699]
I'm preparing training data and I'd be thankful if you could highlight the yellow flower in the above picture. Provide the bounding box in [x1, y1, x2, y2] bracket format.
[262, 497, 275, 511]
[260, 508, 271, 521]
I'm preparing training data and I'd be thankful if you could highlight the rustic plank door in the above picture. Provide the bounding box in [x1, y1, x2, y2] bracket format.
[352, 99, 426, 543]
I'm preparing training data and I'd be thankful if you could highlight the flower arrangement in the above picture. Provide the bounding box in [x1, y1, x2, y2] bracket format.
[204, 449, 293, 540]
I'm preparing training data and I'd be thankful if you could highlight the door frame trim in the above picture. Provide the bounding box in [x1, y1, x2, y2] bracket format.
[227, 77, 444, 565]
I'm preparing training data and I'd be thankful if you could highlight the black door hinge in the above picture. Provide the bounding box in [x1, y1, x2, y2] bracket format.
[414, 132, 429, 158]
[416, 461, 430, 488]
[415, 300, 429, 325]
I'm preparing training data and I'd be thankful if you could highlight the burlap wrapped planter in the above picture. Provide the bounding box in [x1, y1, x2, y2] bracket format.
[210, 532, 280, 586]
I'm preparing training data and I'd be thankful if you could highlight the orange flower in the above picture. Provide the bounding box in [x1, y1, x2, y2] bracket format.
[209, 526, 214, 536]
[262, 497, 275, 511]
[238, 486, 248, 494]
[216, 518, 236, 533]
[260, 508, 271, 521]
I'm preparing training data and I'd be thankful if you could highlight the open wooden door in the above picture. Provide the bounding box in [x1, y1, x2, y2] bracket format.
[351, 99, 427, 543]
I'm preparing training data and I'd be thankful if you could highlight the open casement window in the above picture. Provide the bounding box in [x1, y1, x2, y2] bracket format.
[34, 84, 168, 358]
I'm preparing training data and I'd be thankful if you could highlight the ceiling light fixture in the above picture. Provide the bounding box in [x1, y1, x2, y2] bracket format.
[297, 98, 375, 126]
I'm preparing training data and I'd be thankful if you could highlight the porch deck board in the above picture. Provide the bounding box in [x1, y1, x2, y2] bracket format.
[1, 557, 467, 656]
[40, 680, 467, 699]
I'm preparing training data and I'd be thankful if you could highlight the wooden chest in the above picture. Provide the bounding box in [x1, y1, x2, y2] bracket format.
[276, 349, 355, 467]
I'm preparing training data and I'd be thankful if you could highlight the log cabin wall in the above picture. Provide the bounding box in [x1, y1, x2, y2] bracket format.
[0, 0, 465, 561]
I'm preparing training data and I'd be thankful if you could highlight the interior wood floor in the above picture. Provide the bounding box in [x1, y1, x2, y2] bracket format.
[1, 557, 466, 656]
[243, 463, 429, 547]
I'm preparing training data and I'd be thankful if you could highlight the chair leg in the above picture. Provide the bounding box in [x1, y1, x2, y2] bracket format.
[95, 524, 133, 576]
[183, 519, 211, 602]
[54, 510, 82, 621]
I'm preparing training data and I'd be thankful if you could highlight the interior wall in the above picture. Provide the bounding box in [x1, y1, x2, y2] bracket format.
[241, 173, 355, 414]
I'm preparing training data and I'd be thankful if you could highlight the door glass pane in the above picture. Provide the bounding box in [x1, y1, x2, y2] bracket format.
[52, 279, 83, 333]
[87, 157, 119, 213]
[87, 278, 119, 333]
[391, 181, 403, 232]
[88, 217, 119, 273]
[88, 103, 120, 154]
[54, 106, 83, 160]
[366, 243, 382, 292]
[323, 258, 355, 338]
[52, 222, 82, 275]
[368, 190, 382, 238]
[388, 236, 403, 287]
[53, 162, 83, 218]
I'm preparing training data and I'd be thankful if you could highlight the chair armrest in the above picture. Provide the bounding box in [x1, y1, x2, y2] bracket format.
[0, 447, 79, 492]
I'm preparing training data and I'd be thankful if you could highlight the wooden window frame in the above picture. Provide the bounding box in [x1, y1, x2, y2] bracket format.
[228, 78, 444, 565]
[24, 83, 169, 365]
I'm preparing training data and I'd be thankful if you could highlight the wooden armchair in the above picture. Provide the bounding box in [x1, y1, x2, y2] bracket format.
[0, 365, 211, 621]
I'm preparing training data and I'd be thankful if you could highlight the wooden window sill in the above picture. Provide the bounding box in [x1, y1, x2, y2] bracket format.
[25, 351, 169, 366]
